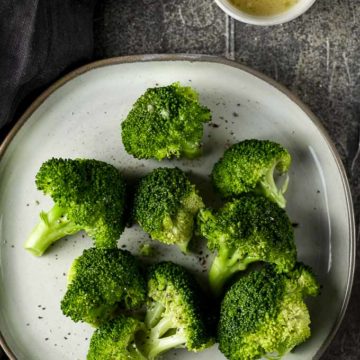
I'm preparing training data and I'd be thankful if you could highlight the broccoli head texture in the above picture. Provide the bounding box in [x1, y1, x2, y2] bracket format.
[87, 315, 146, 360]
[121, 82, 211, 160]
[212, 139, 291, 208]
[133, 167, 204, 253]
[61, 248, 146, 326]
[24, 158, 126, 256]
[197, 194, 296, 296]
[218, 263, 320, 360]
[139, 262, 214, 359]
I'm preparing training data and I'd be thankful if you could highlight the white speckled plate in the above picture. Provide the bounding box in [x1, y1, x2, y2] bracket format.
[0, 55, 355, 360]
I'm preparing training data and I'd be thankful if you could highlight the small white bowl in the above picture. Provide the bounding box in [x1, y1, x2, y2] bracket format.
[215, 0, 316, 25]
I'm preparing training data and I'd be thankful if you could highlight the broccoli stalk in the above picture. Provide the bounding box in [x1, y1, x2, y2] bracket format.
[208, 248, 258, 296]
[181, 141, 202, 159]
[255, 160, 290, 209]
[142, 301, 192, 359]
[138, 262, 214, 358]
[142, 315, 188, 359]
[25, 204, 81, 256]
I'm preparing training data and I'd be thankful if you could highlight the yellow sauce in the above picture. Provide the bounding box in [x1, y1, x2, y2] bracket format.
[230, 0, 298, 16]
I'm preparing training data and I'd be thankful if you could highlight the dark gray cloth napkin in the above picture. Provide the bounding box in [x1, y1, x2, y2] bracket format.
[0, 0, 96, 357]
[0, 0, 97, 139]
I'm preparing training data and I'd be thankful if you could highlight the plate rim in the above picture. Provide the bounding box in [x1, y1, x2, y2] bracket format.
[0, 54, 355, 360]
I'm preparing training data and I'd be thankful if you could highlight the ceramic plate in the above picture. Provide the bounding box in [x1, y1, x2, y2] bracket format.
[0, 55, 355, 360]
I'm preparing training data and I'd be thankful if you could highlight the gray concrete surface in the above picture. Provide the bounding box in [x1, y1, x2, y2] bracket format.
[94, 0, 360, 359]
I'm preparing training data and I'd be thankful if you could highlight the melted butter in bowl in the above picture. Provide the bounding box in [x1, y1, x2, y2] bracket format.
[230, 0, 298, 16]
[215, 0, 316, 25]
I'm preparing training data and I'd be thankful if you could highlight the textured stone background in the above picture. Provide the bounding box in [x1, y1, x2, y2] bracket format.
[93, 0, 360, 359]
[1, 0, 359, 359]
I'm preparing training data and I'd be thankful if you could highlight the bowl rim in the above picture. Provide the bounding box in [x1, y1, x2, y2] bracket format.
[0, 53, 356, 360]
[214, 0, 317, 25]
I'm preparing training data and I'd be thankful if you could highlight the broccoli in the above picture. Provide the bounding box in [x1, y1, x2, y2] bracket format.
[212, 139, 291, 208]
[61, 248, 146, 326]
[87, 315, 146, 360]
[197, 194, 296, 296]
[24, 158, 126, 256]
[86, 262, 214, 359]
[121, 82, 211, 160]
[133, 167, 204, 253]
[218, 263, 320, 360]
[139, 262, 214, 358]
[139, 243, 156, 257]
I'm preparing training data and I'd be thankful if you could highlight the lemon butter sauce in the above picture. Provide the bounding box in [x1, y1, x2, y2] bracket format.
[229, 0, 298, 16]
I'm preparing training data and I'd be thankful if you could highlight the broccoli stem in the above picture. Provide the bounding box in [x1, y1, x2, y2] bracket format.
[145, 302, 165, 328]
[24, 204, 81, 256]
[209, 249, 258, 296]
[147, 333, 187, 359]
[128, 343, 148, 360]
[151, 316, 174, 338]
[181, 141, 201, 159]
[264, 353, 283, 360]
[141, 312, 187, 359]
[257, 161, 288, 208]
[177, 239, 190, 254]
[141, 317, 185, 359]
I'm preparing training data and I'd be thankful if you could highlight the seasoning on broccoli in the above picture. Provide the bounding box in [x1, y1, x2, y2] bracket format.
[197, 194, 296, 296]
[121, 82, 211, 160]
[133, 167, 204, 253]
[24, 158, 126, 256]
[61, 248, 146, 327]
[218, 263, 320, 360]
[212, 139, 291, 208]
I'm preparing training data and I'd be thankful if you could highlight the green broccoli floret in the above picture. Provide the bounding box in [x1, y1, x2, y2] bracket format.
[86, 262, 214, 359]
[197, 194, 296, 296]
[87, 315, 146, 360]
[218, 263, 320, 360]
[24, 158, 126, 256]
[139, 262, 214, 358]
[133, 167, 204, 253]
[121, 82, 211, 160]
[212, 139, 291, 208]
[61, 248, 146, 326]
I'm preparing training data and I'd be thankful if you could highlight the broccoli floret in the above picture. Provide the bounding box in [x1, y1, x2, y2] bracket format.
[87, 315, 146, 360]
[86, 262, 214, 359]
[121, 82, 211, 160]
[133, 167, 204, 253]
[24, 158, 126, 256]
[139, 262, 214, 358]
[61, 248, 146, 326]
[218, 263, 320, 360]
[197, 194, 296, 296]
[212, 139, 291, 208]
